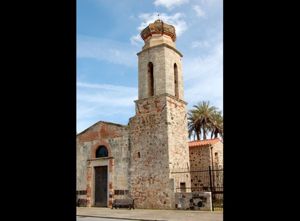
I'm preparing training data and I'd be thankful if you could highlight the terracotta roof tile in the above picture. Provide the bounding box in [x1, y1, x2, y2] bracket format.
[188, 138, 221, 148]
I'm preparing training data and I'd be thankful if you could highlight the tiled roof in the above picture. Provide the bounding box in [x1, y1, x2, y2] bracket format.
[189, 138, 221, 147]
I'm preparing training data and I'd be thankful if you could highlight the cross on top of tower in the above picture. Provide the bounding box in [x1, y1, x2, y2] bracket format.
[155, 12, 162, 22]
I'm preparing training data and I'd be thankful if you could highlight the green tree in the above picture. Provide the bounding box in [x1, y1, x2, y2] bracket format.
[188, 111, 201, 140]
[209, 110, 223, 139]
[188, 101, 223, 140]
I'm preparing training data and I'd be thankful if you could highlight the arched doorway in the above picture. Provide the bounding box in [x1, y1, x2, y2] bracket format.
[94, 145, 108, 207]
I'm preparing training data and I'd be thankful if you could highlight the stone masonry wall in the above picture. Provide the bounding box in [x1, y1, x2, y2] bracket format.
[166, 95, 191, 192]
[212, 142, 223, 170]
[138, 46, 166, 100]
[164, 46, 184, 100]
[189, 146, 211, 171]
[189, 141, 223, 192]
[211, 142, 223, 192]
[138, 43, 183, 100]
[189, 145, 211, 191]
[129, 95, 172, 209]
[129, 94, 190, 209]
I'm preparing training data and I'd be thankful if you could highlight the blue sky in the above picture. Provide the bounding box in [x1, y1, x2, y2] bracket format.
[77, 0, 223, 133]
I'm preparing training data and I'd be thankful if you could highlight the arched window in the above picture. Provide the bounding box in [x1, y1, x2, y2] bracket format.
[148, 62, 154, 97]
[96, 145, 108, 158]
[174, 63, 179, 98]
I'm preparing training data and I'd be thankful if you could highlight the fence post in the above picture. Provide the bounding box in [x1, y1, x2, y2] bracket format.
[209, 166, 214, 211]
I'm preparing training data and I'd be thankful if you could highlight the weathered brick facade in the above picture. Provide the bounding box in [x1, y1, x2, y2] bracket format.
[76, 122, 130, 207]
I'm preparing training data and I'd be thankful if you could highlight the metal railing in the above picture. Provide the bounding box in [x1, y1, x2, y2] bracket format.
[171, 166, 223, 210]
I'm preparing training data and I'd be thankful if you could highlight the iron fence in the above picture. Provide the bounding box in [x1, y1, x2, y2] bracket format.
[171, 166, 223, 210]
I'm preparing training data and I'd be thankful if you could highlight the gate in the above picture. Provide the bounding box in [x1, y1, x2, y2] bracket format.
[208, 166, 223, 210]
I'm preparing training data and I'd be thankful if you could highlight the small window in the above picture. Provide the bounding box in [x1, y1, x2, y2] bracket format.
[174, 63, 179, 98]
[148, 62, 154, 96]
[96, 146, 108, 158]
[180, 182, 186, 193]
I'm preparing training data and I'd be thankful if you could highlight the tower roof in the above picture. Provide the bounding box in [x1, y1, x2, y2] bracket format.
[140, 19, 176, 42]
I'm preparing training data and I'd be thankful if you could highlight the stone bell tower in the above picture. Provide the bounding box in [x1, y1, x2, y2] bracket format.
[128, 19, 191, 209]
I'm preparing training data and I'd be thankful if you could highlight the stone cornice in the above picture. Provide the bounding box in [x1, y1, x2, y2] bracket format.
[134, 93, 187, 105]
[88, 156, 114, 161]
[137, 43, 183, 57]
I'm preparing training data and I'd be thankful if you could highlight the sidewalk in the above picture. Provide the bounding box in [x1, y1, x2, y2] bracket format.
[77, 207, 223, 221]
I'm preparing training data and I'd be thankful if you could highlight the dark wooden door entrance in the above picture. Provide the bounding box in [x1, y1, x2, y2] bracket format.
[94, 166, 108, 207]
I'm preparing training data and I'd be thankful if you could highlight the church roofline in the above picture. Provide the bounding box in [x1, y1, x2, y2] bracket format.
[77, 120, 127, 136]
[137, 43, 183, 57]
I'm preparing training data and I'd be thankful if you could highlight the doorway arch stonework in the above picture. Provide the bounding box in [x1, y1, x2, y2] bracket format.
[86, 143, 114, 207]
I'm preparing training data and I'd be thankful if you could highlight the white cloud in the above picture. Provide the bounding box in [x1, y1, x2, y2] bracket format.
[201, 0, 222, 6]
[77, 82, 137, 92]
[184, 41, 223, 111]
[77, 35, 136, 67]
[130, 34, 143, 45]
[77, 82, 138, 133]
[191, 40, 210, 48]
[193, 5, 206, 17]
[141, 13, 187, 35]
[154, 0, 189, 9]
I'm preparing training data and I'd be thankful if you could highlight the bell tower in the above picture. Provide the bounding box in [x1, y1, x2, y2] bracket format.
[129, 20, 191, 209]
[137, 19, 184, 101]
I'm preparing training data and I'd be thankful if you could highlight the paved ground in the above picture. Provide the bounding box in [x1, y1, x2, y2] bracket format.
[77, 207, 223, 221]
[77, 217, 139, 221]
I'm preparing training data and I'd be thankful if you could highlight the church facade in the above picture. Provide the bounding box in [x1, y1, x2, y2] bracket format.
[77, 20, 192, 209]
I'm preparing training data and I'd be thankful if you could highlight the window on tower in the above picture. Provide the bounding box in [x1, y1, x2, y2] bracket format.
[174, 63, 179, 98]
[148, 62, 154, 97]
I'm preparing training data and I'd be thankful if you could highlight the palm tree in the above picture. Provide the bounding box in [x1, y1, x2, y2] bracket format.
[188, 112, 201, 140]
[209, 111, 223, 139]
[188, 101, 223, 140]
